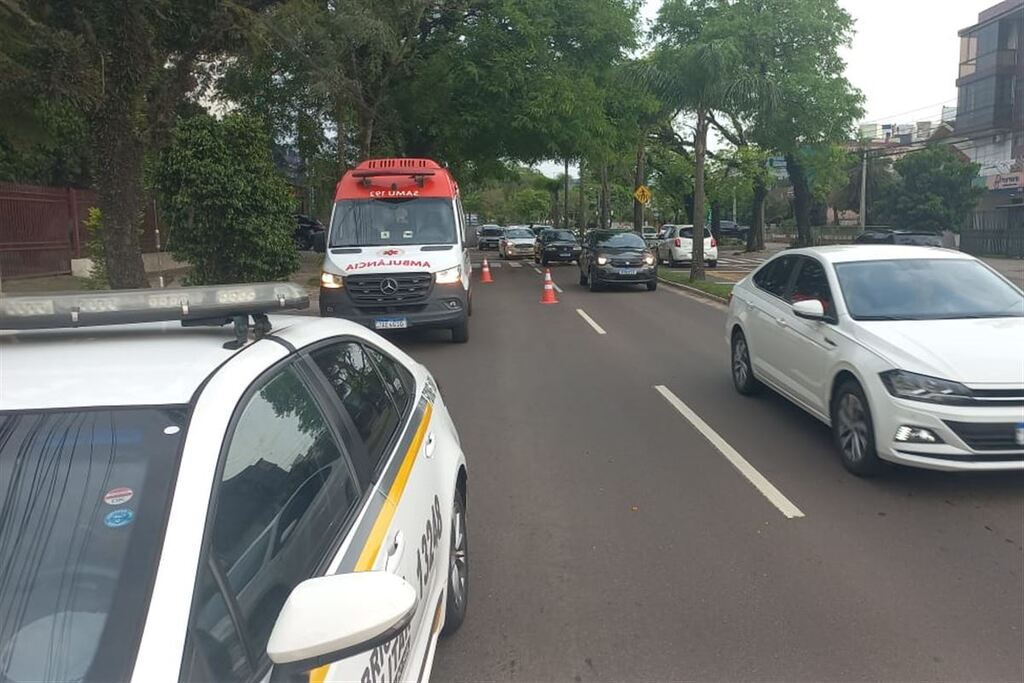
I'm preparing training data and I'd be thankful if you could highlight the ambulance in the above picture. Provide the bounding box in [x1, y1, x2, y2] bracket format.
[319, 158, 473, 342]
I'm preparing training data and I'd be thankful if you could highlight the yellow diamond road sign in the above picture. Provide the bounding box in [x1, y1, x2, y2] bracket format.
[634, 185, 652, 205]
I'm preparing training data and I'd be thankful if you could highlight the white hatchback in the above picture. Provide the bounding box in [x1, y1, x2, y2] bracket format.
[0, 283, 469, 683]
[726, 246, 1024, 475]
[657, 224, 718, 267]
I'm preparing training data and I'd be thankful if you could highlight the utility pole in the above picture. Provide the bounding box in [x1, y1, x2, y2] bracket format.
[732, 191, 737, 223]
[859, 148, 868, 228]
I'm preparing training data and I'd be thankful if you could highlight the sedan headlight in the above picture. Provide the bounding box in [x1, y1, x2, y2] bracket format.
[435, 265, 462, 284]
[596, 256, 609, 266]
[879, 370, 972, 404]
[320, 272, 344, 289]
[644, 254, 655, 266]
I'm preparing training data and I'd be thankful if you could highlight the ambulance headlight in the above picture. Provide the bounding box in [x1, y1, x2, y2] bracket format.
[320, 272, 344, 289]
[435, 266, 462, 284]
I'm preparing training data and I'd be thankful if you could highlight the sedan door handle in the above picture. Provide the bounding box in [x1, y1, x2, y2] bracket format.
[384, 531, 405, 573]
[775, 317, 789, 328]
[425, 432, 436, 458]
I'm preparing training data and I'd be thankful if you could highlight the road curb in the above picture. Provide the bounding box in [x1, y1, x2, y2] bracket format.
[657, 276, 730, 304]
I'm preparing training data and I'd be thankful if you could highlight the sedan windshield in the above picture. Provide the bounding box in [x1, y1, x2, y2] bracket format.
[544, 230, 576, 242]
[835, 259, 1024, 320]
[330, 197, 457, 247]
[594, 232, 646, 249]
[481, 227, 504, 236]
[0, 407, 187, 683]
[505, 229, 534, 239]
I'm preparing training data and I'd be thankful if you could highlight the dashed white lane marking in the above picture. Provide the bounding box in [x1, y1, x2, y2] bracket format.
[532, 266, 542, 274]
[509, 261, 522, 268]
[553, 282, 563, 293]
[575, 309, 607, 335]
[653, 385, 805, 519]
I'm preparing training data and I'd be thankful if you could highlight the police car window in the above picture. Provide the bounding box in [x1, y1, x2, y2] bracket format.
[191, 366, 359, 680]
[366, 346, 413, 417]
[310, 343, 402, 471]
[330, 197, 457, 247]
[0, 406, 187, 683]
[753, 256, 797, 298]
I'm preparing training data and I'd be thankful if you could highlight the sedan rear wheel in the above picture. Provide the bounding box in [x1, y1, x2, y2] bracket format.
[832, 381, 883, 476]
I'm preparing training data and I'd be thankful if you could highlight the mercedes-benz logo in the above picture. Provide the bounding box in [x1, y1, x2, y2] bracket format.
[380, 278, 399, 295]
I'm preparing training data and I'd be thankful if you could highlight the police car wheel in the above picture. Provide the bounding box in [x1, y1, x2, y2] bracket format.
[441, 491, 469, 636]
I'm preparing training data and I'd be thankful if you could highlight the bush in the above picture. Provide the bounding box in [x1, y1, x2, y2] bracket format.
[83, 207, 108, 289]
[155, 114, 298, 284]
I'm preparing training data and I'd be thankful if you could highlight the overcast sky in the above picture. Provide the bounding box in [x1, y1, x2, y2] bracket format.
[538, 0, 992, 177]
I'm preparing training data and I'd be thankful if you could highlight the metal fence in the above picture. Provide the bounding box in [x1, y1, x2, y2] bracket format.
[960, 209, 1024, 258]
[0, 182, 161, 279]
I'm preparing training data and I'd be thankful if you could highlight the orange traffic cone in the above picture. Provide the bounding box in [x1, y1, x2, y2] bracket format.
[540, 268, 559, 304]
[480, 258, 494, 283]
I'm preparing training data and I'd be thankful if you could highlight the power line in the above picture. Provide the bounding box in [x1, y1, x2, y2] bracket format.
[858, 98, 959, 126]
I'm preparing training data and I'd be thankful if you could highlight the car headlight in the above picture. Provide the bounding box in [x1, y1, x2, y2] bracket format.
[320, 272, 344, 289]
[644, 254, 655, 266]
[879, 370, 972, 404]
[435, 265, 462, 284]
[597, 256, 609, 266]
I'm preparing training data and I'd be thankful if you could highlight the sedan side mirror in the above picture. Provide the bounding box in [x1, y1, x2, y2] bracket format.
[792, 299, 825, 321]
[312, 232, 327, 253]
[267, 572, 416, 674]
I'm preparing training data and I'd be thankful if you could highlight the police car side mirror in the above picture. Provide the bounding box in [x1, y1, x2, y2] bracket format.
[312, 232, 327, 253]
[267, 572, 416, 674]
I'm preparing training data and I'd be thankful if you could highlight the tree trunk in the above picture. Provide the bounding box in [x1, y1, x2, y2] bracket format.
[577, 157, 586, 233]
[633, 139, 645, 232]
[93, 78, 149, 288]
[746, 178, 767, 252]
[335, 102, 349, 174]
[690, 109, 708, 282]
[563, 158, 570, 230]
[786, 152, 814, 247]
[600, 162, 610, 230]
[358, 111, 374, 159]
[710, 201, 722, 243]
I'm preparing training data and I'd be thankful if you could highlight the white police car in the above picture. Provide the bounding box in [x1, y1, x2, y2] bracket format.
[0, 283, 469, 683]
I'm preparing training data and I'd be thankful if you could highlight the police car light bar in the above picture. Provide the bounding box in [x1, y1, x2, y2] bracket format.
[0, 282, 309, 330]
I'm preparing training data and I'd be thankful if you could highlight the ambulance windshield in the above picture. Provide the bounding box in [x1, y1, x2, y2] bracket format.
[330, 197, 458, 247]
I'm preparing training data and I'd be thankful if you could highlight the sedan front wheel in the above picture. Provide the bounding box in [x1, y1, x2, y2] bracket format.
[832, 380, 883, 477]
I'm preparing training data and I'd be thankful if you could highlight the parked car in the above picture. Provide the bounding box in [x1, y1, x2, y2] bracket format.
[854, 229, 942, 246]
[535, 228, 582, 265]
[726, 245, 1024, 476]
[718, 220, 750, 240]
[578, 229, 658, 292]
[657, 225, 718, 267]
[294, 214, 325, 251]
[478, 225, 505, 250]
[499, 227, 538, 259]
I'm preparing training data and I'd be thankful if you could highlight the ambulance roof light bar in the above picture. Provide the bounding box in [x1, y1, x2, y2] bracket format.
[0, 282, 309, 335]
[351, 168, 437, 188]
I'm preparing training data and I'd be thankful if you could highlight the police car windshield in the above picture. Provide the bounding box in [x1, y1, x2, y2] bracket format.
[330, 197, 457, 247]
[0, 407, 187, 683]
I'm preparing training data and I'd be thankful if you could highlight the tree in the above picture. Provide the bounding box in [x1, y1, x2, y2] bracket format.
[155, 114, 298, 285]
[1, 0, 275, 288]
[879, 146, 983, 232]
[512, 189, 551, 222]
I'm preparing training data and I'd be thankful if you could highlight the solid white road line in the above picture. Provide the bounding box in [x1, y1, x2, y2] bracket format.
[653, 385, 805, 519]
[575, 308, 607, 335]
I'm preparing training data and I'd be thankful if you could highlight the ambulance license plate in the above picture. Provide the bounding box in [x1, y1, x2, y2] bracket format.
[374, 317, 408, 330]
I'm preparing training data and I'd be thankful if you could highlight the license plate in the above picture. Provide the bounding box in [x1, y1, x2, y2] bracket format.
[560, 252, 571, 257]
[1016, 422, 1024, 446]
[619, 268, 638, 275]
[374, 317, 407, 330]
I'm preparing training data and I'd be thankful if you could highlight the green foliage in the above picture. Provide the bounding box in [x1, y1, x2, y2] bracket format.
[512, 189, 552, 222]
[801, 144, 855, 203]
[156, 114, 299, 285]
[878, 146, 983, 233]
[83, 208, 108, 289]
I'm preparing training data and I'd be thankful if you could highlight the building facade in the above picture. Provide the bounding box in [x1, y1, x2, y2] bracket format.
[955, 0, 1023, 210]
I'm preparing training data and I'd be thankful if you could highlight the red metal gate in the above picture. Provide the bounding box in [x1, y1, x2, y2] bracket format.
[0, 182, 97, 279]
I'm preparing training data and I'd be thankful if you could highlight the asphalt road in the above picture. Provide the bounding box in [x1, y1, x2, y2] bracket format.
[388, 254, 1024, 682]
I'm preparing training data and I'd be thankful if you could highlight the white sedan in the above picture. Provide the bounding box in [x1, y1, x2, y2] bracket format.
[0, 283, 469, 683]
[499, 227, 539, 259]
[726, 246, 1024, 475]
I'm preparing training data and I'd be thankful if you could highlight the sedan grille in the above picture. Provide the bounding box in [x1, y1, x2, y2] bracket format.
[346, 272, 432, 306]
[944, 421, 1024, 452]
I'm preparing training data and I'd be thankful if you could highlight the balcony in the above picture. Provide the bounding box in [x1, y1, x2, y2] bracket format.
[959, 49, 1017, 80]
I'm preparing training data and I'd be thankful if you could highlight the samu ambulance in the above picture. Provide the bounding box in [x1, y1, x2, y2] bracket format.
[319, 158, 473, 343]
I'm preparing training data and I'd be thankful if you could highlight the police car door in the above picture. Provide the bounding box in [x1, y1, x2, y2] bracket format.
[304, 340, 446, 683]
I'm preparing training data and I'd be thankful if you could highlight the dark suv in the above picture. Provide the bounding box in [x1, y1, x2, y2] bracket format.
[535, 229, 582, 265]
[478, 225, 505, 250]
